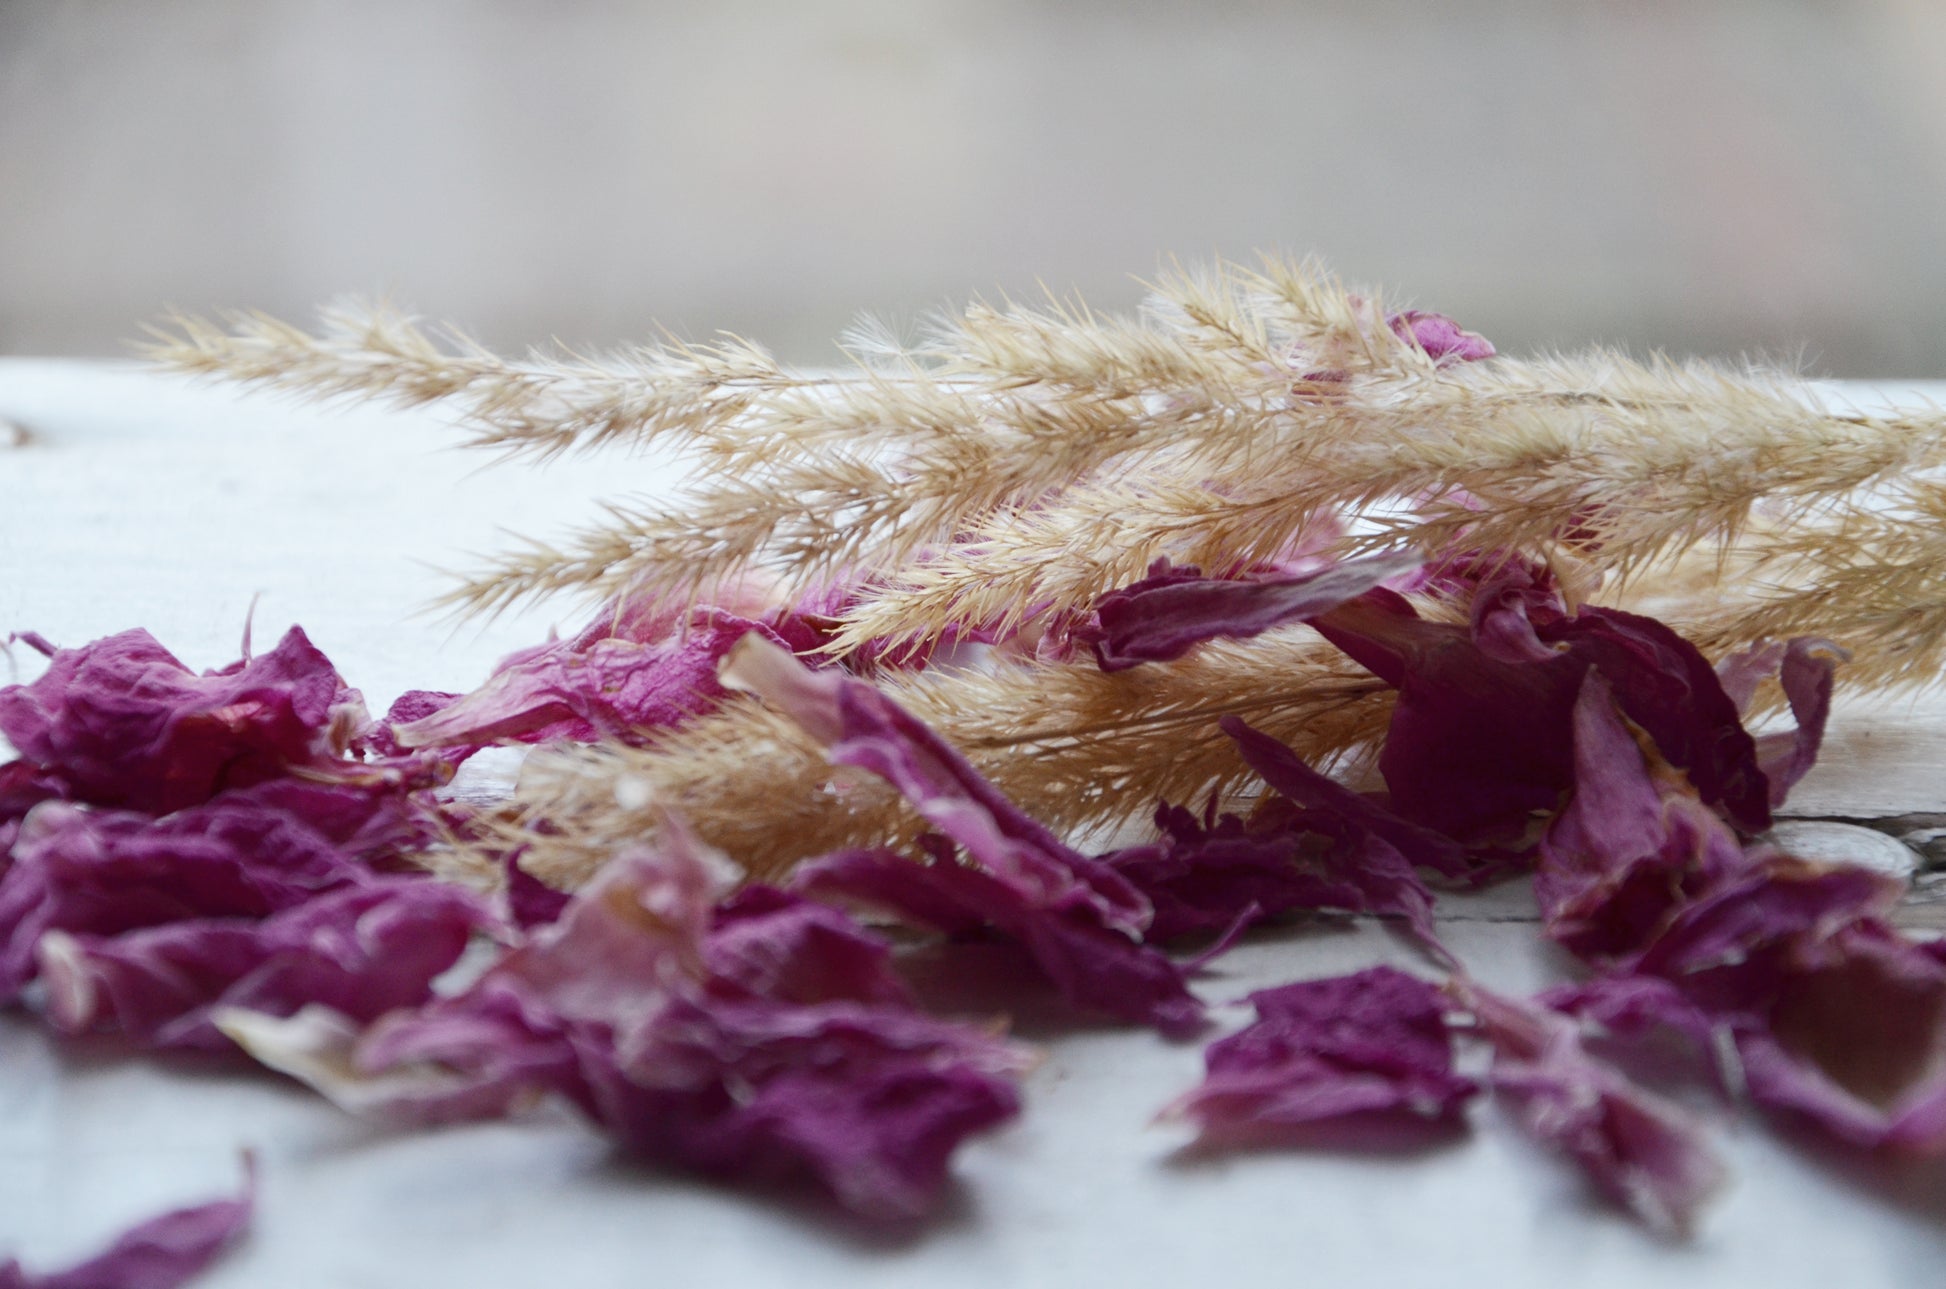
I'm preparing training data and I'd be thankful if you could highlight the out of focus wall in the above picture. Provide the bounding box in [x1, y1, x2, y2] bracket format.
[4, 0, 1945, 373]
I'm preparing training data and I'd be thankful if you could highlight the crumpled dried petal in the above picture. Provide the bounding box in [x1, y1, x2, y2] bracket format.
[724, 634, 1203, 1033]
[1102, 805, 1375, 942]
[502, 852, 572, 931]
[1715, 637, 1847, 808]
[224, 841, 1029, 1221]
[1387, 310, 1497, 364]
[1534, 674, 1749, 963]
[0, 627, 363, 814]
[1083, 550, 1421, 672]
[37, 879, 494, 1051]
[392, 607, 797, 750]
[1215, 717, 1460, 959]
[1312, 581, 1768, 839]
[574, 994, 1023, 1221]
[706, 883, 914, 1008]
[0, 792, 385, 999]
[1166, 967, 1476, 1144]
[791, 844, 1206, 1035]
[0, 1156, 253, 1289]
[1460, 983, 1726, 1237]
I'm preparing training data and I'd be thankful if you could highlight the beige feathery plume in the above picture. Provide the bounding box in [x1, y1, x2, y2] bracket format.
[144, 299, 814, 462]
[1675, 481, 1946, 692]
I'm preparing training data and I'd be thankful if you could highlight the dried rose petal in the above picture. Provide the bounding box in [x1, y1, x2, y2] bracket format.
[1534, 674, 1749, 963]
[1312, 583, 1767, 839]
[1167, 967, 1476, 1144]
[576, 995, 1022, 1221]
[38, 879, 494, 1050]
[0, 1157, 253, 1289]
[0, 627, 361, 814]
[1103, 805, 1375, 942]
[1084, 551, 1421, 672]
[791, 845, 1205, 1035]
[1461, 984, 1725, 1236]
[1758, 638, 1847, 808]
[1537, 658, 1946, 1153]
[706, 884, 913, 1008]
[1712, 637, 1847, 810]
[502, 852, 572, 931]
[1387, 310, 1496, 364]
[0, 793, 381, 998]
[1626, 858, 1946, 1153]
[392, 608, 791, 750]
[723, 635, 1203, 1033]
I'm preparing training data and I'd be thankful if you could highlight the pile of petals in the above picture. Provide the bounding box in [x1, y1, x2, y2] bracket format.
[6, 536, 1946, 1273]
[0, 622, 1029, 1232]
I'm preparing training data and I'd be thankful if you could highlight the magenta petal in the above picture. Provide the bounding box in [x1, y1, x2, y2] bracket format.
[3, 1158, 253, 1289]
[393, 608, 787, 749]
[725, 637, 1202, 1032]
[706, 884, 913, 1008]
[1536, 608, 1770, 834]
[1633, 865, 1946, 1153]
[503, 853, 572, 931]
[38, 879, 494, 1050]
[1222, 717, 1467, 879]
[1086, 551, 1422, 672]
[584, 996, 1023, 1221]
[230, 844, 1028, 1221]
[0, 626, 357, 814]
[792, 847, 1204, 1035]
[1387, 310, 1497, 364]
[1102, 807, 1373, 942]
[1757, 638, 1847, 808]
[1535, 675, 1749, 963]
[1463, 985, 1725, 1236]
[1169, 967, 1476, 1144]
[0, 794, 380, 998]
[723, 634, 1152, 937]
[1313, 589, 1768, 839]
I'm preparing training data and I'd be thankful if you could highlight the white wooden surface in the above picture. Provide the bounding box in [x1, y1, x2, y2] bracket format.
[2, 362, 1944, 1287]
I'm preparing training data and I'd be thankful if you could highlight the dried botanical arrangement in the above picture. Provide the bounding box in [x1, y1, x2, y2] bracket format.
[5, 257, 1946, 1280]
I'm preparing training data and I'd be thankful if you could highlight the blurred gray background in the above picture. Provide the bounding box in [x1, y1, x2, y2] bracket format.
[3, 0, 1944, 373]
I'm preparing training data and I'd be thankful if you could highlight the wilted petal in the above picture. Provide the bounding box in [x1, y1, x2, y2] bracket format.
[584, 995, 1026, 1221]
[502, 852, 572, 931]
[394, 609, 788, 749]
[1103, 805, 1373, 942]
[228, 843, 1029, 1221]
[1, 1156, 253, 1289]
[1630, 859, 1946, 1153]
[1387, 310, 1496, 364]
[1085, 551, 1421, 672]
[0, 626, 358, 814]
[0, 794, 379, 998]
[38, 879, 494, 1050]
[706, 884, 913, 1007]
[1535, 675, 1749, 963]
[723, 635, 1151, 937]
[1461, 984, 1726, 1236]
[792, 846, 1204, 1035]
[1167, 967, 1476, 1144]
[1756, 638, 1847, 808]
[1312, 589, 1767, 839]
